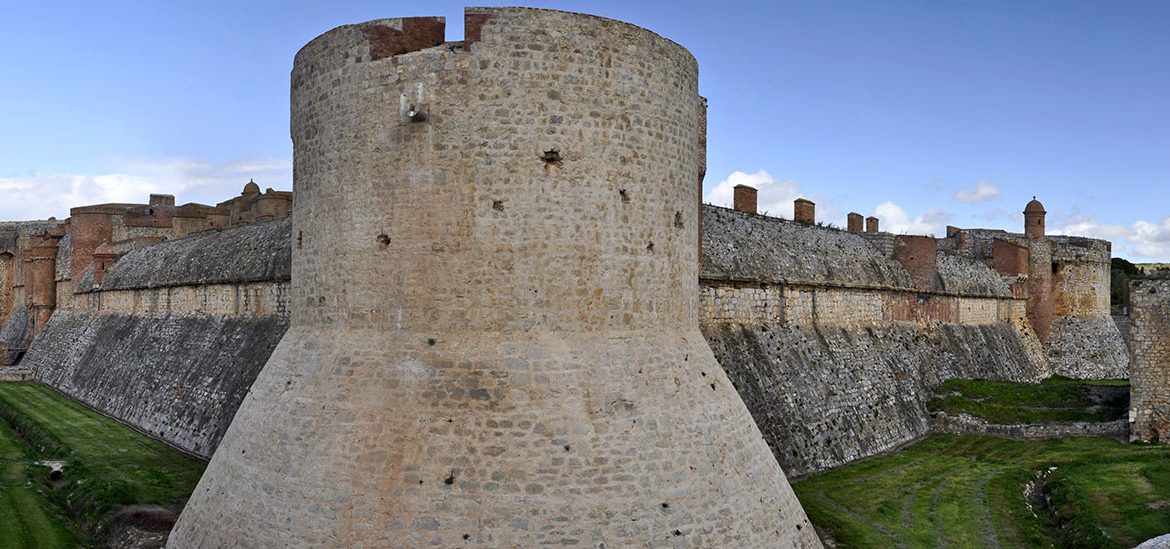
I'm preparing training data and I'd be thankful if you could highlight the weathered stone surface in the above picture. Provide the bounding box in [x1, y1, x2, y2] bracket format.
[27, 310, 288, 457]
[99, 218, 291, 291]
[704, 322, 1045, 476]
[932, 412, 1127, 441]
[701, 205, 912, 288]
[936, 251, 1011, 296]
[1130, 276, 1170, 442]
[171, 8, 818, 547]
[1045, 316, 1128, 379]
[0, 304, 28, 365]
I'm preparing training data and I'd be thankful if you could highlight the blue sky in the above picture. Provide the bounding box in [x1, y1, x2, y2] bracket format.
[2, 1, 1168, 260]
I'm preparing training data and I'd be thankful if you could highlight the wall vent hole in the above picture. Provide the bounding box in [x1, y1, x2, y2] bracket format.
[541, 149, 563, 166]
[646, 241, 655, 252]
[377, 234, 391, 247]
[297, 231, 303, 249]
[674, 211, 684, 229]
[492, 200, 505, 211]
[407, 104, 427, 122]
[619, 189, 629, 203]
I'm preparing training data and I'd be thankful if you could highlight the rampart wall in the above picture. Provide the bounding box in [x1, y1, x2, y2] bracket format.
[949, 228, 1126, 379]
[1129, 275, 1170, 442]
[25, 218, 292, 457]
[699, 205, 1046, 476]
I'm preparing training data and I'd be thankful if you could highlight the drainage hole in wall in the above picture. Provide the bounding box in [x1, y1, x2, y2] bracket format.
[541, 149, 562, 165]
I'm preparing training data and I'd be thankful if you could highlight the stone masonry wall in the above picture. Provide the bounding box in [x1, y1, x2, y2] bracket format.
[1130, 276, 1170, 442]
[83, 283, 289, 318]
[27, 310, 288, 457]
[97, 218, 291, 291]
[699, 205, 1047, 476]
[703, 322, 1044, 477]
[699, 283, 1020, 329]
[702, 206, 912, 288]
[26, 220, 294, 457]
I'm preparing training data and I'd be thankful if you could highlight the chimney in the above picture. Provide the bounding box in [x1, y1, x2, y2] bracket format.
[794, 198, 815, 225]
[847, 213, 863, 233]
[733, 185, 757, 214]
[866, 216, 880, 233]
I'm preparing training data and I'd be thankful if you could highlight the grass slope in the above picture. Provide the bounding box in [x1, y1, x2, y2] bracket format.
[794, 434, 1170, 548]
[0, 382, 206, 545]
[927, 377, 1128, 424]
[0, 419, 77, 548]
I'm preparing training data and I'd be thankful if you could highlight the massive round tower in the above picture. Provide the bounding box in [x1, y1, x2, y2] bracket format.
[170, 7, 818, 547]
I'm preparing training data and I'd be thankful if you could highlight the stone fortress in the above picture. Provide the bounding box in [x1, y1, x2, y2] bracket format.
[0, 5, 1164, 547]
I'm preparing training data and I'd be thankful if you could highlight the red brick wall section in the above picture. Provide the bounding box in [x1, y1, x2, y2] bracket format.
[847, 213, 863, 233]
[794, 199, 815, 225]
[733, 185, 757, 214]
[894, 235, 939, 291]
[27, 237, 60, 335]
[464, 13, 493, 44]
[68, 212, 114, 292]
[364, 17, 445, 60]
[991, 238, 1028, 277]
[1026, 240, 1054, 342]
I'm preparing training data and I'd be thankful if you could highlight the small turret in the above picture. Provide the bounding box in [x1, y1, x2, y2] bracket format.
[1024, 196, 1046, 240]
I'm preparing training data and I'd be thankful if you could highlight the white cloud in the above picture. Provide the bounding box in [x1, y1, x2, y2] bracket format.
[1049, 213, 1170, 262]
[1129, 218, 1170, 260]
[0, 157, 291, 221]
[953, 180, 1000, 203]
[873, 201, 950, 235]
[704, 169, 803, 218]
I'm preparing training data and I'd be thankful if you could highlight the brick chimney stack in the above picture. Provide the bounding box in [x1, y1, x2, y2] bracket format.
[733, 184, 757, 214]
[794, 198, 815, 225]
[847, 213, 863, 232]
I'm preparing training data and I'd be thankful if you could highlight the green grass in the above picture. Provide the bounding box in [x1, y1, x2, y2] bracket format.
[927, 376, 1129, 424]
[0, 419, 78, 548]
[0, 382, 206, 545]
[794, 434, 1170, 548]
